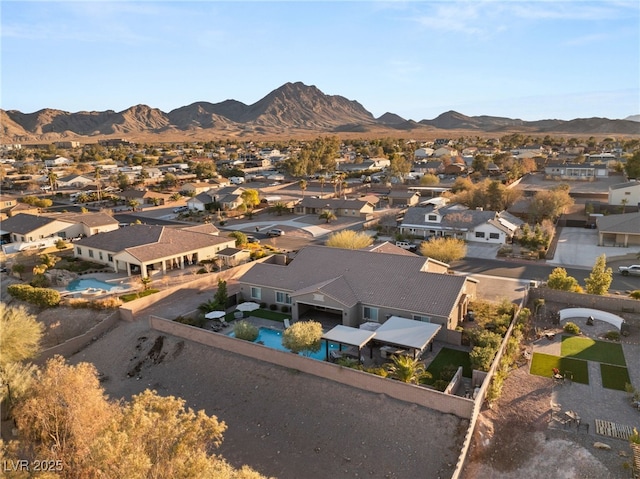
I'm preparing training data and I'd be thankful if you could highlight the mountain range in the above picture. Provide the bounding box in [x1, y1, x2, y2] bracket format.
[2, 82, 639, 142]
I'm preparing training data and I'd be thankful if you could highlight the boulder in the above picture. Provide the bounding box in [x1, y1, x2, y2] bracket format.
[45, 268, 78, 286]
[593, 442, 611, 450]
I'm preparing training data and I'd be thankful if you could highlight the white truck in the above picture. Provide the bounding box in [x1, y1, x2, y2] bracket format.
[618, 265, 640, 276]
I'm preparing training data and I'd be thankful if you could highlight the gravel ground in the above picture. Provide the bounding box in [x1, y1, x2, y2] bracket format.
[70, 319, 468, 479]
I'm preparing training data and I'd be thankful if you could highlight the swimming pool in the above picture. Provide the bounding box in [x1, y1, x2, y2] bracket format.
[229, 327, 341, 361]
[66, 278, 119, 292]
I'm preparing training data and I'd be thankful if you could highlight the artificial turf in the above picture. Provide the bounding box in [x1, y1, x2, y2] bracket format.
[425, 347, 472, 380]
[561, 335, 626, 366]
[530, 352, 589, 384]
[600, 364, 631, 391]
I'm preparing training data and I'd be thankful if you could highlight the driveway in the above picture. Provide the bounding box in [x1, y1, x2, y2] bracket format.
[548, 227, 640, 269]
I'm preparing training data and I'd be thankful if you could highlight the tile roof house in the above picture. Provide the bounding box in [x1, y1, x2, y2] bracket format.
[387, 190, 420, 207]
[400, 204, 523, 244]
[73, 224, 236, 277]
[237, 245, 476, 339]
[608, 181, 640, 207]
[596, 212, 640, 247]
[294, 197, 375, 218]
[0, 212, 119, 252]
[544, 163, 608, 178]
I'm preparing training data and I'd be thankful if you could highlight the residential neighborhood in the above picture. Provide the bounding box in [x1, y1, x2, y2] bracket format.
[1, 134, 640, 479]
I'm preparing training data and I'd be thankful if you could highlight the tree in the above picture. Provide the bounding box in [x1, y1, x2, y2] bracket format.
[385, 354, 431, 384]
[319, 210, 337, 224]
[11, 263, 25, 280]
[387, 153, 412, 183]
[419, 174, 440, 186]
[325, 230, 373, 249]
[270, 201, 288, 216]
[528, 185, 573, 222]
[624, 150, 640, 179]
[584, 254, 613, 295]
[0, 304, 44, 368]
[546, 267, 581, 292]
[229, 230, 248, 247]
[240, 189, 260, 211]
[140, 276, 152, 291]
[419, 237, 467, 264]
[47, 170, 58, 191]
[128, 199, 140, 211]
[299, 179, 307, 199]
[213, 278, 228, 310]
[282, 320, 322, 356]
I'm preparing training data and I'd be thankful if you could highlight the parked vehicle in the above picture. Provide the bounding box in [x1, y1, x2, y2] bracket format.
[246, 236, 260, 244]
[173, 206, 188, 213]
[395, 241, 417, 251]
[266, 229, 284, 237]
[618, 265, 640, 276]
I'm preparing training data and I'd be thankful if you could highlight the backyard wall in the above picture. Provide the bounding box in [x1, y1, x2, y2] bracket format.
[35, 311, 121, 365]
[148, 315, 475, 419]
[529, 287, 640, 327]
[118, 260, 265, 321]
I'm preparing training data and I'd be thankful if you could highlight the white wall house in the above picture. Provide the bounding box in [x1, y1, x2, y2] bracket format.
[609, 181, 640, 206]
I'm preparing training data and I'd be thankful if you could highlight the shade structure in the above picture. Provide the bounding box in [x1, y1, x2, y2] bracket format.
[205, 310, 226, 319]
[322, 325, 377, 349]
[236, 301, 261, 312]
[374, 316, 441, 353]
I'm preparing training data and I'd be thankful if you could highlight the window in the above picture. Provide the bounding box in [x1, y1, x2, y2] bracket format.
[250, 287, 261, 300]
[413, 314, 431, 323]
[76, 247, 82, 255]
[428, 215, 437, 221]
[108, 254, 113, 262]
[475, 232, 485, 238]
[88, 250, 94, 258]
[363, 306, 379, 322]
[275, 291, 292, 304]
[489, 233, 499, 239]
[99, 252, 103, 260]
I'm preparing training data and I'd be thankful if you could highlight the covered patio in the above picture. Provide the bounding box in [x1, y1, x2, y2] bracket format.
[321, 325, 377, 362]
[373, 316, 442, 360]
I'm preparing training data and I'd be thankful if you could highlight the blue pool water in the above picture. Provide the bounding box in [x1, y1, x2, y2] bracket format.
[229, 327, 341, 361]
[66, 278, 118, 292]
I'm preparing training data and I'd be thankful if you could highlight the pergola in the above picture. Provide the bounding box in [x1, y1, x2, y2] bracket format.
[321, 325, 377, 361]
[373, 316, 442, 359]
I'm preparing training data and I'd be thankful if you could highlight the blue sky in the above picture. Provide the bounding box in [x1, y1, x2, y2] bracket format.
[2, 0, 638, 121]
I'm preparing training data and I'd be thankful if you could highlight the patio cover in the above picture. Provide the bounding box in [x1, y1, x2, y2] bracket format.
[322, 325, 377, 349]
[374, 316, 441, 353]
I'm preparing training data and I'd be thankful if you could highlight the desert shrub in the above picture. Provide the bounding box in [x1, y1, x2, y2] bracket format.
[281, 305, 289, 313]
[30, 274, 50, 288]
[336, 357, 361, 369]
[260, 302, 267, 309]
[7, 284, 60, 307]
[269, 304, 277, 311]
[486, 368, 508, 404]
[197, 268, 207, 274]
[233, 320, 259, 341]
[563, 322, 581, 335]
[174, 315, 206, 328]
[470, 346, 497, 372]
[365, 366, 388, 377]
[629, 290, 640, 300]
[604, 331, 620, 341]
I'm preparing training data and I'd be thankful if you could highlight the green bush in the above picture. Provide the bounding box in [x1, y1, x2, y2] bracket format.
[119, 289, 159, 302]
[563, 322, 581, 335]
[604, 331, 621, 341]
[470, 346, 497, 372]
[281, 305, 289, 313]
[7, 284, 60, 307]
[234, 320, 259, 341]
[269, 304, 277, 311]
[432, 379, 450, 392]
[174, 315, 206, 328]
[629, 290, 640, 299]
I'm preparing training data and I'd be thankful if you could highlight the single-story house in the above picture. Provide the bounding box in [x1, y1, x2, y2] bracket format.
[181, 182, 215, 195]
[608, 181, 640, 207]
[387, 190, 421, 207]
[0, 214, 71, 246]
[56, 174, 95, 189]
[596, 212, 640, 247]
[399, 204, 523, 244]
[73, 224, 236, 277]
[294, 197, 375, 218]
[117, 189, 172, 206]
[208, 186, 246, 210]
[544, 163, 608, 179]
[236, 245, 477, 340]
[187, 192, 215, 212]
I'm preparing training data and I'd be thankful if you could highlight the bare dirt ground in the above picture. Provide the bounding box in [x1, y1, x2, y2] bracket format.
[70, 319, 468, 479]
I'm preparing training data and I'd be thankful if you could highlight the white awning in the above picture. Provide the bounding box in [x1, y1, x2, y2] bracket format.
[322, 325, 377, 349]
[374, 316, 441, 352]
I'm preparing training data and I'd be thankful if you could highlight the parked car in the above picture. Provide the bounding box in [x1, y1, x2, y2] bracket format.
[395, 241, 417, 251]
[246, 236, 260, 244]
[173, 206, 188, 213]
[618, 265, 640, 276]
[266, 229, 284, 237]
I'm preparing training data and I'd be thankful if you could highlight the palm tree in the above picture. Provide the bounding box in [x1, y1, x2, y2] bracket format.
[47, 170, 58, 192]
[319, 177, 326, 197]
[385, 354, 431, 384]
[299, 179, 307, 200]
[319, 210, 337, 224]
[270, 202, 288, 216]
[94, 166, 102, 201]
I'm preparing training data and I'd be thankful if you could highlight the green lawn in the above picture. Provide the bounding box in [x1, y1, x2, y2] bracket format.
[247, 309, 291, 321]
[425, 347, 472, 381]
[530, 352, 589, 384]
[561, 335, 626, 366]
[600, 364, 631, 391]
